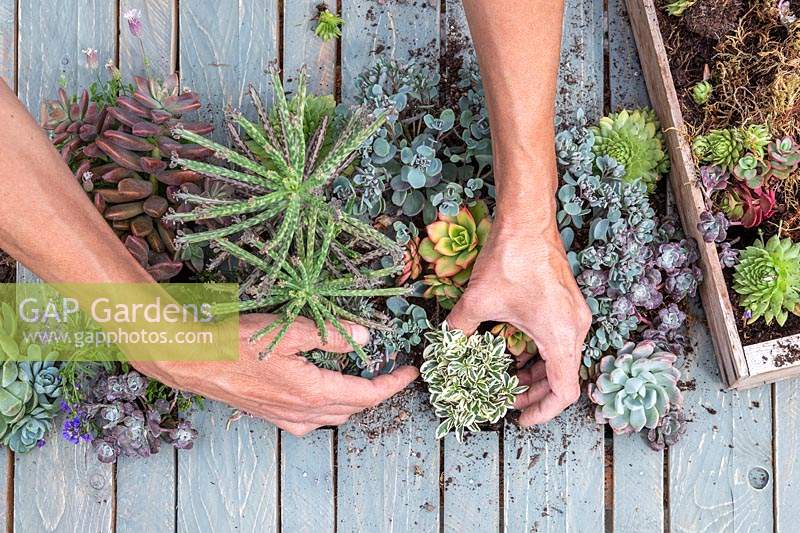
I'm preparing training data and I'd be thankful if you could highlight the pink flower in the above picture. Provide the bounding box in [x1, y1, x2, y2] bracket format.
[123, 8, 143, 37]
[82, 48, 98, 70]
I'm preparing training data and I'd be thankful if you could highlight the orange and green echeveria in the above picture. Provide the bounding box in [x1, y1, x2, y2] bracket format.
[419, 200, 491, 286]
[490, 323, 537, 357]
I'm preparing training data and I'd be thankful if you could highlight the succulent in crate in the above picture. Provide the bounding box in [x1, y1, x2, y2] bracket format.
[691, 80, 713, 105]
[397, 234, 423, 285]
[588, 340, 682, 434]
[697, 210, 730, 243]
[419, 200, 491, 284]
[422, 275, 464, 310]
[763, 136, 800, 181]
[421, 322, 527, 442]
[733, 234, 800, 326]
[42, 73, 215, 280]
[490, 323, 537, 357]
[590, 108, 669, 192]
[693, 125, 770, 170]
[664, 0, 696, 16]
[733, 154, 762, 187]
[168, 67, 401, 288]
[698, 165, 729, 195]
[314, 6, 343, 42]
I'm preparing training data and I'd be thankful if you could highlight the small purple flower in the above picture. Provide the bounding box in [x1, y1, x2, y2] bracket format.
[81, 48, 98, 70]
[697, 210, 730, 243]
[59, 400, 70, 413]
[61, 416, 83, 445]
[36, 439, 45, 449]
[123, 9, 144, 37]
[743, 309, 753, 321]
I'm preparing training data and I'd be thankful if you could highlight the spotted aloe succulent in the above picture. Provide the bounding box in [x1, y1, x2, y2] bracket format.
[42, 73, 215, 280]
[589, 340, 682, 434]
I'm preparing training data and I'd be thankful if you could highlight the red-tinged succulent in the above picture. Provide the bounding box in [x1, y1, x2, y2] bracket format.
[422, 275, 464, 310]
[763, 136, 800, 181]
[739, 185, 777, 228]
[490, 323, 537, 357]
[42, 73, 215, 280]
[397, 236, 423, 285]
[419, 201, 491, 282]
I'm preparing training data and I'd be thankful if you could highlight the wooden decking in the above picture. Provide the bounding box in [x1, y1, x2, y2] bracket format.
[0, 0, 796, 531]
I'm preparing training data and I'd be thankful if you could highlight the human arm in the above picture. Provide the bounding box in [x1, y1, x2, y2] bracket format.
[0, 80, 418, 435]
[449, 0, 592, 425]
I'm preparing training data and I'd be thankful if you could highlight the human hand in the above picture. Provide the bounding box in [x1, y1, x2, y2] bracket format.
[447, 217, 591, 426]
[132, 313, 419, 436]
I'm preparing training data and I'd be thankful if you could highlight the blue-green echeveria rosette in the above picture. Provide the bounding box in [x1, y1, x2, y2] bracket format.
[733, 234, 800, 326]
[588, 340, 682, 434]
[590, 108, 669, 192]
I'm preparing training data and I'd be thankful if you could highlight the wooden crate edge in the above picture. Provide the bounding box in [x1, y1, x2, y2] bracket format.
[623, 0, 749, 387]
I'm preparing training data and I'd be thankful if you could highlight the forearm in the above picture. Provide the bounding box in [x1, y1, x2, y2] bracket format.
[0, 80, 150, 284]
[463, 0, 564, 232]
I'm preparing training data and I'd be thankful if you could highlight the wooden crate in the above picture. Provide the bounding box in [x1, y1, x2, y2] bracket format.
[625, 0, 800, 388]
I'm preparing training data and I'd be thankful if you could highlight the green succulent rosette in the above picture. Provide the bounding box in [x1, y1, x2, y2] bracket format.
[733, 235, 800, 326]
[419, 200, 491, 284]
[590, 108, 668, 192]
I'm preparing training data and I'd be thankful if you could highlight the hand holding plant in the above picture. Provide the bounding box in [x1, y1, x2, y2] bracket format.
[133, 314, 418, 436]
[447, 216, 592, 426]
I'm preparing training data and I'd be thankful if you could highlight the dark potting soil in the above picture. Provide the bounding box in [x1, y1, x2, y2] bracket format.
[0, 251, 15, 283]
[682, 0, 745, 41]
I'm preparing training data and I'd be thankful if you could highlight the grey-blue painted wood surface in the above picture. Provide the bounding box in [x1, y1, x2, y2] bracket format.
[281, 431, 335, 533]
[283, 0, 337, 95]
[14, 3, 116, 530]
[503, 1, 605, 531]
[336, 386, 441, 532]
[776, 380, 800, 531]
[669, 302, 774, 532]
[0, 0, 14, 89]
[444, 431, 499, 532]
[179, 0, 278, 141]
[177, 402, 278, 532]
[119, 0, 177, 78]
[608, 1, 664, 531]
[341, 0, 441, 102]
[176, 3, 279, 530]
[114, 7, 179, 531]
[116, 451, 176, 533]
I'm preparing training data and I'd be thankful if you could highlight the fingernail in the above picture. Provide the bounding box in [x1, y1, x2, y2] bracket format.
[350, 324, 370, 345]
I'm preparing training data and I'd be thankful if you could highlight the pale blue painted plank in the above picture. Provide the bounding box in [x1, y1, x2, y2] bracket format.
[14, 4, 116, 530]
[669, 302, 774, 532]
[114, 5, 179, 530]
[336, 386, 440, 531]
[116, 451, 176, 533]
[119, 0, 177, 78]
[283, 0, 336, 94]
[281, 431, 334, 533]
[179, 0, 278, 142]
[0, 0, 14, 88]
[504, 1, 605, 530]
[608, 5, 663, 532]
[177, 403, 278, 532]
[176, 3, 279, 530]
[608, 0, 649, 110]
[341, 0, 441, 102]
[443, 431, 499, 533]
[776, 380, 800, 531]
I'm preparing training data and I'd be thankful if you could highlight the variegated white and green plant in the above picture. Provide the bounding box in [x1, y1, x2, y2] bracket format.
[421, 322, 527, 442]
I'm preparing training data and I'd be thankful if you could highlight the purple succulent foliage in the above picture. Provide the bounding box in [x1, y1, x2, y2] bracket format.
[718, 242, 739, 268]
[699, 166, 729, 195]
[697, 210, 730, 243]
[657, 304, 687, 332]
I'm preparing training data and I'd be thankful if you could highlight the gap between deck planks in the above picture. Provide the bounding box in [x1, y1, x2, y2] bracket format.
[2, 1, 797, 532]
